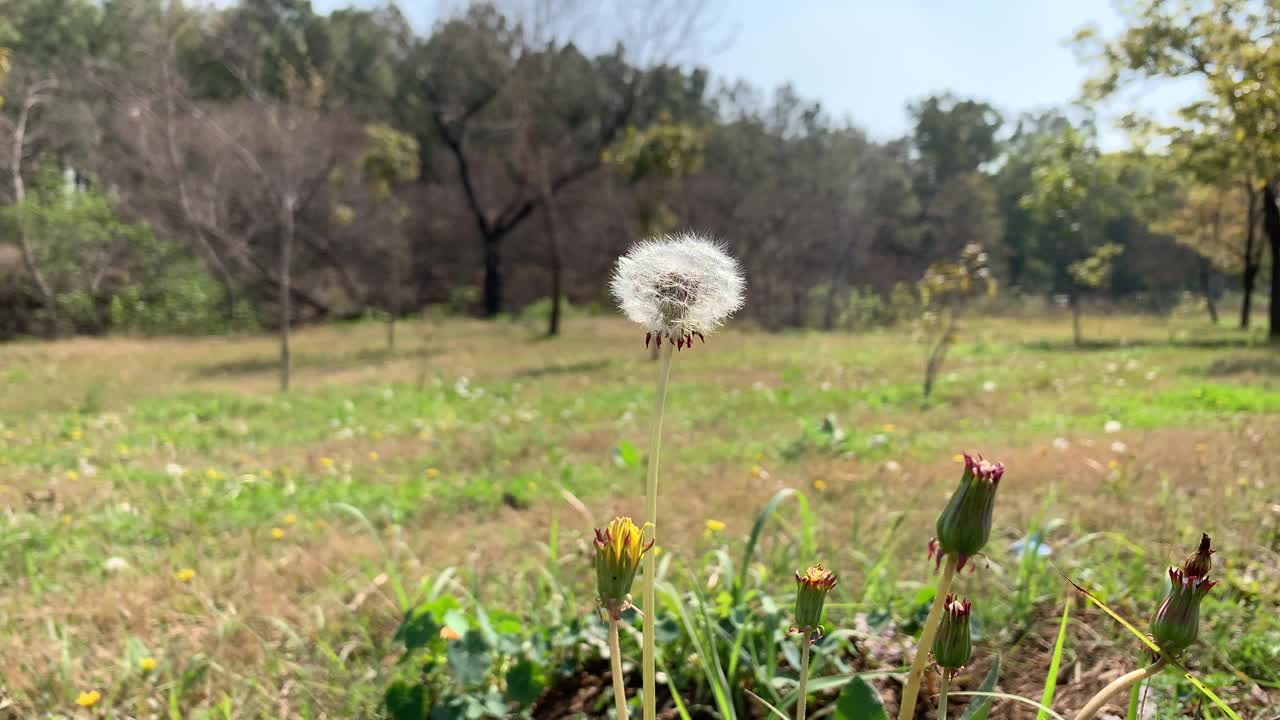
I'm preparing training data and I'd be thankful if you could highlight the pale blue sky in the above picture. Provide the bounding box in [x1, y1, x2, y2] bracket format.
[318, 0, 1203, 148]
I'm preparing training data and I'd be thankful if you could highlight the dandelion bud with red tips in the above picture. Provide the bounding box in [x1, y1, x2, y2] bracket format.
[1150, 567, 1216, 655]
[932, 595, 973, 672]
[594, 517, 653, 617]
[931, 453, 1003, 571]
[792, 564, 837, 633]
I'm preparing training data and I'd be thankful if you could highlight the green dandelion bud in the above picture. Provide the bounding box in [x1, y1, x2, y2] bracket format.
[931, 594, 973, 672]
[930, 453, 1003, 571]
[594, 517, 653, 618]
[1150, 567, 1216, 656]
[792, 564, 837, 636]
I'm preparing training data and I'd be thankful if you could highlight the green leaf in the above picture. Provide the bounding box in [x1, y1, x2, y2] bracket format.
[959, 655, 1001, 720]
[393, 607, 441, 655]
[1037, 597, 1071, 719]
[446, 630, 492, 687]
[383, 679, 427, 720]
[504, 660, 545, 707]
[616, 440, 640, 467]
[831, 676, 888, 720]
[443, 608, 470, 636]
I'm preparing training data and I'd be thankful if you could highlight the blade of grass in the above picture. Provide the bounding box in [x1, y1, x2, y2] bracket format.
[1037, 595, 1072, 719]
[744, 688, 791, 720]
[959, 655, 1001, 720]
[661, 659, 694, 720]
[736, 488, 804, 605]
[1124, 682, 1141, 720]
[948, 692, 1066, 720]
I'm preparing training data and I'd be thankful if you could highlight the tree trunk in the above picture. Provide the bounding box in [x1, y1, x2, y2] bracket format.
[923, 311, 957, 399]
[1265, 181, 1280, 341]
[539, 168, 564, 337]
[1241, 182, 1258, 329]
[279, 194, 296, 392]
[483, 238, 502, 317]
[1199, 256, 1219, 324]
[1070, 292, 1082, 346]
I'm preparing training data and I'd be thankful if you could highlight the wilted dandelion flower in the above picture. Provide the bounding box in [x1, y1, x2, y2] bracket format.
[932, 595, 973, 673]
[930, 453, 1003, 572]
[76, 690, 101, 708]
[610, 232, 744, 349]
[792, 564, 837, 637]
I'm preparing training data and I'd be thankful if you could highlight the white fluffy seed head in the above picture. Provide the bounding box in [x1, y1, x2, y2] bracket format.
[610, 232, 745, 340]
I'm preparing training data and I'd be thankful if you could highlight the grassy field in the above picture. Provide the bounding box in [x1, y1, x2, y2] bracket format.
[1, 311, 1278, 718]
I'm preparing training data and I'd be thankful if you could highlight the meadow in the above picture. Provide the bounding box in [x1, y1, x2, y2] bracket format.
[1, 310, 1277, 719]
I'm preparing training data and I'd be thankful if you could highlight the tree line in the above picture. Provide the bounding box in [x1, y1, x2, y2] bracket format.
[0, 0, 1276, 364]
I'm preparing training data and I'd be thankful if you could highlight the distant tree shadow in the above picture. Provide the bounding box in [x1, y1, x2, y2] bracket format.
[1022, 336, 1261, 353]
[513, 359, 612, 379]
[194, 346, 440, 378]
[1205, 354, 1280, 376]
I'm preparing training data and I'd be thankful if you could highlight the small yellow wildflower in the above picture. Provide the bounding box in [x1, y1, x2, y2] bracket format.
[284, 513, 297, 525]
[705, 519, 726, 533]
[952, 453, 965, 463]
[65, 470, 79, 482]
[1107, 460, 1119, 470]
[750, 465, 763, 477]
[1236, 477, 1249, 487]
[270, 527, 285, 540]
[70, 429, 82, 441]
[526, 481, 536, 490]
[320, 457, 335, 469]
[882, 423, 895, 432]
[139, 657, 157, 672]
[439, 626, 461, 641]
[116, 444, 130, 457]
[175, 568, 196, 583]
[75, 690, 101, 707]
[813, 479, 827, 490]
[368, 451, 380, 462]
[261, 469, 273, 479]
[61, 514, 72, 525]
[426, 467, 440, 478]
[206, 469, 221, 481]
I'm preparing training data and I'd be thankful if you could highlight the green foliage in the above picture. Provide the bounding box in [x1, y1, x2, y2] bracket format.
[603, 115, 707, 183]
[831, 677, 887, 720]
[1068, 243, 1124, 290]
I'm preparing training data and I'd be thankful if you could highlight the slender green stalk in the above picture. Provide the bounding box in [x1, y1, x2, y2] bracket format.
[898, 555, 958, 720]
[641, 342, 674, 720]
[609, 616, 630, 720]
[1071, 660, 1167, 720]
[937, 671, 950, 720]
[796, 635, 811, 720]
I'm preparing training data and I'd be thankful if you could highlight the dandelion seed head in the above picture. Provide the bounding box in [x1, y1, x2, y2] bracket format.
[610, 233, 744, 344]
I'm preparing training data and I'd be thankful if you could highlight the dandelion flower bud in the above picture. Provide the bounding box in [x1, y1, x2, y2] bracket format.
[609, 232, 745, 349]
[932, 595, 973, 672]
[1150, 567, 1217, 656]
[1181, 532, 1214, 579]
[792, 564, 837, 636]
[594, 517, 653, 618]
[930, 453, 1003, 571]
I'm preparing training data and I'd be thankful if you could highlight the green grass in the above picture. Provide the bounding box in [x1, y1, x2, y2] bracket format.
[1, 313, 1277, 717]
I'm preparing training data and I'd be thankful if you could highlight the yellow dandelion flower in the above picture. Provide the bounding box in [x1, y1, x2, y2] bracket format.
[284, 513, 297, 525]
[261, 468, 273, 479]
[1236, 477, 1249, 487]
[175, 568, 196, 583]
[750, 465, 763, 477]
[952, 454, 965, 463]
[139, 657, 157, 672]
[61, 514, 72, 524]
[705, 519, 726, 533]
[813, 479, 827, 490]
[70, 429, 82, 441]
[526, 481, 536, 490]
[368, 451, 380, 462]
[75, 690, 101, 707]
[116, 444, 130, 457]
[426, 467, 440, 478]
[439, 626, 461, 641]
[65, 470, 79, 481]
[1107, 459, 1119, 470]
[270, 527, 285, 540]
[206, 469, 221, 481]
[320, 457, 335, 469]
[882, 423, 895, 432]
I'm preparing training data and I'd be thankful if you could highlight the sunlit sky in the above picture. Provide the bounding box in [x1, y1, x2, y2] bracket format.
[316, 0, 1204, 148]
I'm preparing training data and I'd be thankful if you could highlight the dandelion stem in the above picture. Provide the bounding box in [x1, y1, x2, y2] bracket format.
[898, 554, 958, 720]
[609, 615, 630, 720]
[796, 634, 811, 720]
[937, 672, 949, 720]
[641, 341, 674, 720]
[1071, 659, 1167, 720]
